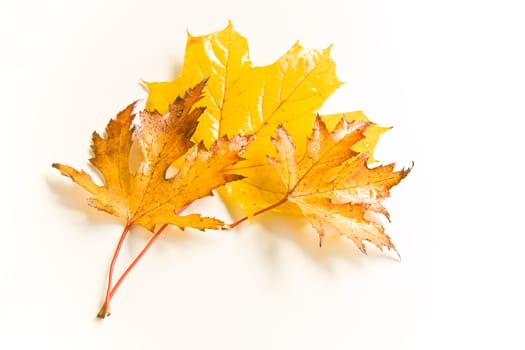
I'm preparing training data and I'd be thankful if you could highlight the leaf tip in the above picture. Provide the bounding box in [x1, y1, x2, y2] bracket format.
[292, 40, 302, 50]
[394, 249, 402, 262]
[399, 161, 414, 179]
[186, 27, 193, 39]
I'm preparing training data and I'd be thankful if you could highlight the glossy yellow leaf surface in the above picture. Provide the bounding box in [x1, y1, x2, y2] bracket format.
[268, 116, 411, 252]
[145, 21, 252, 147]
[146, 23, 341, 151]
[53, 80, 252, 231]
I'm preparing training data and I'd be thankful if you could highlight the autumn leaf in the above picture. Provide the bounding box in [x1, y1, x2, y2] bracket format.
[264, 116, 411, 253]
[52, 80, 252, 317]
[54, 80, 250, 230]
[145, 22, 390, 218]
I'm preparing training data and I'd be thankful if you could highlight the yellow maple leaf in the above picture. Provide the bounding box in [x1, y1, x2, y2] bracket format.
[145, 22, 389, 217]
[146, 22, 340, 150]
[266, 116, 411, 253]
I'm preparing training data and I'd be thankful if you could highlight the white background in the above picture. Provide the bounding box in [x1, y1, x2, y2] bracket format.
[1, 0, 524, 349]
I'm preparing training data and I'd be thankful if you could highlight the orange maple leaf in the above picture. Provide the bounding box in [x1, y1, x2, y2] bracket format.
[52, 80, 252, 317]
[257, 116, 411, 254]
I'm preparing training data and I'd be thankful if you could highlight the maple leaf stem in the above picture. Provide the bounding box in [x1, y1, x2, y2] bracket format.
[98, 204, 191, 318]
[97, 221, 132, 319]
[228, 197, 288, 228]
[108, 224, 168, 300]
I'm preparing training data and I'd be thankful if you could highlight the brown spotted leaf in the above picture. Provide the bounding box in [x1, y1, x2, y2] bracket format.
[266, 116, 411, 254]
[53, 80, 252, 232]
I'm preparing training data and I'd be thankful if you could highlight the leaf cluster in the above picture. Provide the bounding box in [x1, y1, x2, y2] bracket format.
[52, 22, 411, 317]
